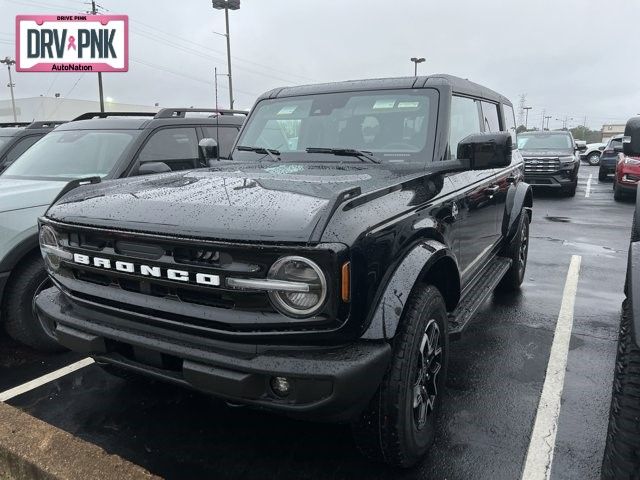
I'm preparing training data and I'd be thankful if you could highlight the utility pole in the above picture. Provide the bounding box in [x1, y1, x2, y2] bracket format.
[90, 1, 104, 112]
[544, 115, 552, 130]
[214, 67, 218, 110]
[212, 1, 240, 109]
[410, 57, 425, 76]
[0, 57, 17, 122]
[541, 109, 545, 130]
[518, 94, 526, 125]
[523, 106, 532, 130]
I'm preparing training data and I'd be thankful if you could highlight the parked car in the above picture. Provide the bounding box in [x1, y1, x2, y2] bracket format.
[0, 121, 65, 173]
[599, 135, 623, 181]
[518, 130, 582, 196]
[613, 120, 640, 201]
[580, 141, 606, 166]
[0, 108, 246, 351]
[35, 75, 532, 467]
[602, 118, 640, 477]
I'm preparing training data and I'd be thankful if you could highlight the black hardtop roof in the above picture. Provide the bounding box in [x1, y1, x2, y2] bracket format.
[56, 113, 245, 131]
[0, 120, 65, 134]
[258, 74, 512, 106]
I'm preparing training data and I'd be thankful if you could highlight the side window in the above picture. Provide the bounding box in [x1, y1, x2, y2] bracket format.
[138, 128, 199, 171]
[503, 104, 517, 144]
[4, 135, 43, 165]
[481, 101, 501, 132]
[449, 96, 481, 160]
[202, 126, 240, 159]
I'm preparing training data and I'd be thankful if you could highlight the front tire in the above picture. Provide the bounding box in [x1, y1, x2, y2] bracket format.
[615, 182, 626, 202]
[587, 152, 601, 166]
[497, 211, 530, 291]
[564, 181, 577, 197]
[602, 300, 640, 479]
[351, 284, 448, 468]
[2, 254, 63, 352]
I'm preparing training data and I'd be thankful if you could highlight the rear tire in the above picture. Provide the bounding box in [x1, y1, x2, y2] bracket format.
[587, 152, 601, 166]
[351, 284, 448, 468]
[497, 211, 530, 292]
[599, 169, 608, 181]
[601, 300, 640, 479]
[2, 254, 63, 352]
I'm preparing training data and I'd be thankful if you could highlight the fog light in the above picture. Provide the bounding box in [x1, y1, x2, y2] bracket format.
[270, 376, 291, 397]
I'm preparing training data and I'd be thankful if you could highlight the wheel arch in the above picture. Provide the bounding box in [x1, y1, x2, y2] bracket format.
[0, 234, 41, 319]
[501, 181, 533, 244]
[361, 240, 460, 340]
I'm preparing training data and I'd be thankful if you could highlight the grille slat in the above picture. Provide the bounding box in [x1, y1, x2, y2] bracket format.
[524, 157, 560, 173]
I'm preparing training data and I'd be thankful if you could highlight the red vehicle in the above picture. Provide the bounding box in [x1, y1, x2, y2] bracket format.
[614, 151, 640, 201]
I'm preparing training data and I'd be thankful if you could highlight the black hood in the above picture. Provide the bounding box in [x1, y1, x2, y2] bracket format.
[520, 148, 574, 158]
[46, 162, 405, 243]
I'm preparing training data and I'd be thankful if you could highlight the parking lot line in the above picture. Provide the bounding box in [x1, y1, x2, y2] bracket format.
[0, 357, 94, 402]
[521, 255, 582, 480]
[585, 173, 593, 198]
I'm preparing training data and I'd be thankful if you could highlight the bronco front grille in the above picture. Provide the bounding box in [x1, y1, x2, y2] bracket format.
[524, 157, 560, 174]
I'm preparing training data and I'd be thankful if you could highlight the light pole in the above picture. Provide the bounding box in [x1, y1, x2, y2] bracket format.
[1, 57, 17, 122]
[523, 106, 532, 130]
[212, 0, 240, 109]
[410, 57, 425, 76]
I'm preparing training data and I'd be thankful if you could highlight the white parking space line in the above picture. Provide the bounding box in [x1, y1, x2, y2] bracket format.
[521, 255, 582, 480]
[585, 173, 593, 198]
[0, 357, 94, 402]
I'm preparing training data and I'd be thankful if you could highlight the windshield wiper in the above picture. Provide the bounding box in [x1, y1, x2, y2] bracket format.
[236, 145, 281, 162]
[305, 147, 381, 164]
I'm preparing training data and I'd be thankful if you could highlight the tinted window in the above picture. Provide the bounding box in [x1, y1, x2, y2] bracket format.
[481, 102, 501, 132]
[608, 138, 622, 151]
[202, 126, 240, 159]
[138, 128, 199, 171]
[4, 134, 43, 165]
[2, 130, 138, 179]
[449, 96, 481, 159]
[503, 104, 517, 143]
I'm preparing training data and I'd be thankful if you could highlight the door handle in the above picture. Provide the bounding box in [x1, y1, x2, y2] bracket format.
[506, 175, 517, 184]
[484, 185, 500, 195]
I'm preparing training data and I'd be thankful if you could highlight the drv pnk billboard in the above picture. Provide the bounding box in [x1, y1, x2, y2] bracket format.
[15, 15, 128, 72]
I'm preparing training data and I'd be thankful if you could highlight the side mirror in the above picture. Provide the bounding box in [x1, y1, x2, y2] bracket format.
[457, 132, 512, 170]
[624, 118, 640, 156]
[137, 161, 172, 175]
[199, 138, 218, 160]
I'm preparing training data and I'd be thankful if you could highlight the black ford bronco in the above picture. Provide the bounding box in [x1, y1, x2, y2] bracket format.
[35, 75, 532, 467]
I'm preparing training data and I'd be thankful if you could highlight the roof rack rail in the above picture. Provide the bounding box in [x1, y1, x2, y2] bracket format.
[0, 122, 31, 128]
[27, 120, 67, 129]
[154, 108, 249, 119]
[72, 111, 157, 121]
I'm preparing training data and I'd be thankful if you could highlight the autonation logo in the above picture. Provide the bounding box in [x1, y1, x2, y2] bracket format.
[16, 14, 128, 72]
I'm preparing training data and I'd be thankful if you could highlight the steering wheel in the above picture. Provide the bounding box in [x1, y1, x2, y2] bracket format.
[381, 142, 415, 150]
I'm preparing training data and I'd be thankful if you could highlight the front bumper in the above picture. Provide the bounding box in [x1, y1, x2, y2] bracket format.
[524, 171, 576, 188]
[35, 286, 391, 422]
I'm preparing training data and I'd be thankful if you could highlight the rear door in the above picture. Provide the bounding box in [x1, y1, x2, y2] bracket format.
[447, 95, 502, 280]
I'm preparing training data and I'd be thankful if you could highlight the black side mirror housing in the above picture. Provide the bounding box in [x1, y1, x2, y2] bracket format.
[457, 132, 512, 170]
[199, 138, 219, 160]
[137, 161, 172, 175]
[623, 117, 640, 156]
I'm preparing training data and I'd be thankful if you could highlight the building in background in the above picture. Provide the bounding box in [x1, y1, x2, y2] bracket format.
[0, 97, 158, 122]
[601, 124, 626, 142]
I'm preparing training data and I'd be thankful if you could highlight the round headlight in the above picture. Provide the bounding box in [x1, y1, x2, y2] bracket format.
[268, 256, 327, 317]
[39, 225, 61, 269]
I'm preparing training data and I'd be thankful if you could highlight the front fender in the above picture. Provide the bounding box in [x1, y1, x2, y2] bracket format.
[361, 240, 456, 340]
[501, 181, 533, 244]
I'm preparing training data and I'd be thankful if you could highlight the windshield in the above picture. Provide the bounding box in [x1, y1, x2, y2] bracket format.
[235, 89, 436, 168]
[517, 133, 573, 150]
[1, 129, 139, 179]
[0, 137, 10, 149]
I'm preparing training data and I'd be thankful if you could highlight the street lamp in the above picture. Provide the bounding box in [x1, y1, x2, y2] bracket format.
[212, 0, 240, 109]
[523, 106, 532, 129]
[0, 57, 17, 122]
[410, 57, 425, 76]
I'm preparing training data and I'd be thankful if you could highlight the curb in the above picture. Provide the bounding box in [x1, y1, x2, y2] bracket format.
[0, 402, 160, 480]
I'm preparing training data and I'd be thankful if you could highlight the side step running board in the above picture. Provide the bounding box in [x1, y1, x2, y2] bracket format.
[448, 257, 512, 340]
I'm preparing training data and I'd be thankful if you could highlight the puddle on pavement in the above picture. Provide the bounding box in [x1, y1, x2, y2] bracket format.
[545, 216, 571, 223]
[561, 240, 617, 257]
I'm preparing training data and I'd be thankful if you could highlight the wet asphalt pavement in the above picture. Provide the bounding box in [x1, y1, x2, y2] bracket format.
[0, 165, 633, 480]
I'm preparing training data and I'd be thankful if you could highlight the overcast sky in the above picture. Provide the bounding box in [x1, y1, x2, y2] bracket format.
[0, 0, 637, 130]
